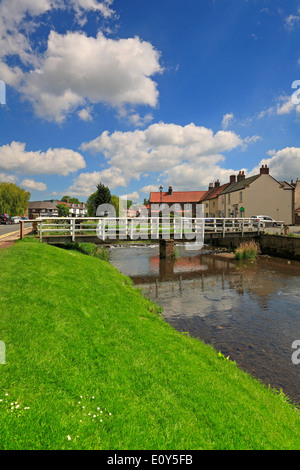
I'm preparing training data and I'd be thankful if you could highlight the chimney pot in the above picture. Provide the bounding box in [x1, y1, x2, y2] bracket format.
[168, 186, 173, 195]
[260, 165, 269, 175]
[230, 175, 236, 183]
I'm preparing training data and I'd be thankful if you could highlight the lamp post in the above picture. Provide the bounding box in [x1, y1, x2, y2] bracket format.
[159, 186, 163, 204]
[159, 186, 163, 224]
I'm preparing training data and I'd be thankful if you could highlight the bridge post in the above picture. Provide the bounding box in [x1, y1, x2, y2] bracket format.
[20, 220, 24, 240]
[71, 218, 75, 242]
[159, 239, 175, 259]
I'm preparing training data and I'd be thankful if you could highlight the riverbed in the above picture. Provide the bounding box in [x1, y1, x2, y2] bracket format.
[108, 244, 300, 405]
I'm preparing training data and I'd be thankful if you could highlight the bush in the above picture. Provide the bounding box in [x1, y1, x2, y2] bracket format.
[57, 242, 110, 261]
[234, 241, 259, 260]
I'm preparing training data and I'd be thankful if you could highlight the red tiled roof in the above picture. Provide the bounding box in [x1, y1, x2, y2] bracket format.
[150, 191, 207, 204]
[202, 183, 230, 200]
[56, 201, 71, 207]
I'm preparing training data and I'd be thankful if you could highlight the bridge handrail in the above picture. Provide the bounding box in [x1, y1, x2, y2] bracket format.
[29, 216, 285, 242]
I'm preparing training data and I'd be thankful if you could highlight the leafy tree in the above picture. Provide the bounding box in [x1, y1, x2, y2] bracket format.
[61, 196, 81, 204]
[111, 195, 119, 216]
[86, 191, 97, 217]
[0, 182, 30, 216]
[56, 203, 70, 217]
[87, 183, 111, 216]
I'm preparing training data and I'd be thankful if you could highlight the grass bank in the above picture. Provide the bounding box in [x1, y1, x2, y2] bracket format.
[0, 239, 299, 450]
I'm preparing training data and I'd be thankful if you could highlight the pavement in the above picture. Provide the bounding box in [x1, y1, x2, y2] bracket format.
[0, 224, 33, 250]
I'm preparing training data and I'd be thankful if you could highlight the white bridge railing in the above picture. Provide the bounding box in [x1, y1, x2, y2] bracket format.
[32, 217, 285, 242]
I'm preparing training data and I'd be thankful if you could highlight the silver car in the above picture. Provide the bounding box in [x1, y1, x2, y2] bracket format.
[250, 215, 278, 227]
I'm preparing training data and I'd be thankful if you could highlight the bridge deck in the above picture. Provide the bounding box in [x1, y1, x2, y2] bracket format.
[20, 216, 285, 245]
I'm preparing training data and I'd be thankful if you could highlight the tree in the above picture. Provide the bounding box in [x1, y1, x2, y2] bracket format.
[87, 183, 111, 216]
[56, 203, 70, 217]
[86, 191, 97, 217]
[61, 196, 81, 204]
[111, 195, 119, 216]
[0, 182, 30, 216]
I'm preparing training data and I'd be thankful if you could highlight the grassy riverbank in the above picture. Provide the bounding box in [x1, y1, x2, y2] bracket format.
[0, 239, 299, 450]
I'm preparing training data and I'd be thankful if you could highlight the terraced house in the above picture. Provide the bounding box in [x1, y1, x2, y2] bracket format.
[149, 186, 207, 217]
[149, 165, 296, 225]
[218, 165, 294, 225]
[202, 180, 230, 218]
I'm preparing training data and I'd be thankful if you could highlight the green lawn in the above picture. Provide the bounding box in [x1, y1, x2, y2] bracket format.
[0, 239, 299, 450]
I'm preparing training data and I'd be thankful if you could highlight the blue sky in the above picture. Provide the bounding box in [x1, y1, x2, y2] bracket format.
[0, 0, 300, 202]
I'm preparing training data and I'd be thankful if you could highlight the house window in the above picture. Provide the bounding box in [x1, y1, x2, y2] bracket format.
[228, 194, 231, 204]
[240, 191, 243, 202]
[212, 201, 215, 207]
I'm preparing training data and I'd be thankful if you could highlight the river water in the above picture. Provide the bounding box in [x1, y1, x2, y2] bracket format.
[108, 244, 300, 406]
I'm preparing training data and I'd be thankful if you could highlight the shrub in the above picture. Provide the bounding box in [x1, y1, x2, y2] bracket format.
[57, 242, 110, 261]
[234, 241, 259, 260]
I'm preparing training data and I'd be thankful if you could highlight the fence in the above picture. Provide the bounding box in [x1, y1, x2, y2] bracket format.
[28, 217, 285, 242]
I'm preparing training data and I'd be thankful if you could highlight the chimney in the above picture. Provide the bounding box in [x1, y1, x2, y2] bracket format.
[237, 171, 242, 182]
[168, 186, 173, 195]
[208, 183, 213, 190]
[240, 171, 245, 181]
[214, 180, 220, 188]
[230, 175, 236, 184]
[260, 164, 269, 175]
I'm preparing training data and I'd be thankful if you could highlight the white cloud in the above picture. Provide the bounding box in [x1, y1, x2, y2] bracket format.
[19, 30, 162, 122]
[20, 178, 47, 191]
[81, 122, 244, 180]
[159, 156, 241, 191]
[70, 0, 115, 18]
[78, 107, 93, 121]
[0, 1, 158, 124]
[0, 142, 86, 175]
[284, 13, 300, 31]
[0, 0, 53, 69]
[257, 95, 300, 119]
[221, 113, 234, 130]
[140, 184, 161, 193]
[76, 121, 259, 193]
[120, 191, 140, 201]
[67, 168, 127, 196]
[251, 147, 300, 181]
[0, 172, 18, 183]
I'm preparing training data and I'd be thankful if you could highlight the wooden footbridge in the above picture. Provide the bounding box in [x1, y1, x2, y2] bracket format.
[20, 217, 285, 258]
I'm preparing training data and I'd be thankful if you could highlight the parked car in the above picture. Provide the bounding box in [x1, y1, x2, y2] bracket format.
[250, 215, 278, 227]
[0, 213, 13, 224]
[11, 216, 21, 224]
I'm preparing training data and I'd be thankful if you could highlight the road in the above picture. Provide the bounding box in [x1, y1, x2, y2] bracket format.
[0, 222, 32, 239]
[266, 225, 300, 235]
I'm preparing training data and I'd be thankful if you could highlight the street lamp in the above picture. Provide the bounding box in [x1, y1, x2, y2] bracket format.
[159, 185, 163, 204]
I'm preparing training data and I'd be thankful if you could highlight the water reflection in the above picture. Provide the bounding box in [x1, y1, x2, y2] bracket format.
[109, 244, 300, 405]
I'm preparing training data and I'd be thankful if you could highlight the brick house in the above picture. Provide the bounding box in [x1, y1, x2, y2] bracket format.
[201, 180, 230, 218]
[149, 186, 207, 217]
[218, 166, 294, 224]
[28, 201, 58, 219]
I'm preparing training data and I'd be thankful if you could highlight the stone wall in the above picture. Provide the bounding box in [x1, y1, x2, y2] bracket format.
[259, 234, 300, 261]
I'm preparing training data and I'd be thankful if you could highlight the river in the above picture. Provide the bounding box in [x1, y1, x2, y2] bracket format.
[108, 243, 300, 406]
